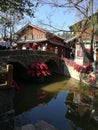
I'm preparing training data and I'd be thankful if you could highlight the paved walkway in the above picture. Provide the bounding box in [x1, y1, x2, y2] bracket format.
[14, 120, 58, 130]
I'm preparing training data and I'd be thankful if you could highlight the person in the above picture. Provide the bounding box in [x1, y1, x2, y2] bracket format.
[6, 40, 11, 50]
[0, 39, 2, 50]
[55, 47, 58, 54]
[94, 48, 98, 70]
[38, 45, 41, 51]
[42, 44, 46, 51]
[1, 38, 6, 50]
[70, 47, 73, 59]
[22, 46, 26, 50]
[72, 47, 75, 59]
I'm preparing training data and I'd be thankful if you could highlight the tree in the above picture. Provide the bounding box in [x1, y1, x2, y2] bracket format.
[37, 0, 98, 70]
[0, 10, 22, 39]
[0, 0, 36, 41]
[0, 0, 35, 17]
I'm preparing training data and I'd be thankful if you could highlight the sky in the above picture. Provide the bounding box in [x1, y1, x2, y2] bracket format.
[17, 0, 98, 33]
[33, 4, 76, 31]
[18, 2, 77, 33]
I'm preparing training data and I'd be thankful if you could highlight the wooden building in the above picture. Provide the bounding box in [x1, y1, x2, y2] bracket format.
[67, 12, 98, 66]
[15, 23, 65, 57]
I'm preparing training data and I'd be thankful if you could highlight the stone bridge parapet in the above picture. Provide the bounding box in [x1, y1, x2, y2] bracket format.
[0, 50, 64, 76]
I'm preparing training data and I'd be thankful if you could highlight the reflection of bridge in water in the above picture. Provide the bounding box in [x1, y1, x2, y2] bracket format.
[0, 50, 64, 79]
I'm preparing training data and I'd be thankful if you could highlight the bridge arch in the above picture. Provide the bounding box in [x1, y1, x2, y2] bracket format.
[8, 61, 27, 80]
[7, 58, 59, 80]
[45, 59, 59, 74]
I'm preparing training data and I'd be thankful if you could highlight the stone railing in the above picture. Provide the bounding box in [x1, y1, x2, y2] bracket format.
[0, 50, 63, 75]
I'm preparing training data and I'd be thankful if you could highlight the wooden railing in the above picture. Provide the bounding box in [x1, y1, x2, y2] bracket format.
[0, 64, 13, 88]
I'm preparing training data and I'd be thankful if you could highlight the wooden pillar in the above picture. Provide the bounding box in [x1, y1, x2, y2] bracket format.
[7, 64, 13, 86]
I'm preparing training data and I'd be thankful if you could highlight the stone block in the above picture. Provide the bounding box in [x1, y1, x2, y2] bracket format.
[22, 124, 35, 130]
[35, 120, 57, 130]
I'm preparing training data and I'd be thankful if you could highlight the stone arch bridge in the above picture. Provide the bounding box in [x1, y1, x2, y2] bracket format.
[0, 50, 65, 79]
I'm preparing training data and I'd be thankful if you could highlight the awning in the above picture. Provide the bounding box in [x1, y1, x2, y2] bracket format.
[17, 39, 47, 44]
[48, 40, 66, 47]
[65, 36, 79, 43]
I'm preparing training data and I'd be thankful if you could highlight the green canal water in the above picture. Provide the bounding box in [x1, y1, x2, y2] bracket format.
[14, 75, 98, 130]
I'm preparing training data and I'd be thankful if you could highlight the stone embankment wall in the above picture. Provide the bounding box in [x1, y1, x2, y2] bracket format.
[0, 64, 15, 130]
[63, 62, 81, 80]
[0, 87, 15, 130]
[63, 60, 98, 88]
[63, 60, 88, 81]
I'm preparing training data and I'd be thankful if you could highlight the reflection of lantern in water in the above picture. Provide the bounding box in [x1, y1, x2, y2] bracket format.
[89, 91, 95, 100]
[73, 92, 81, 104]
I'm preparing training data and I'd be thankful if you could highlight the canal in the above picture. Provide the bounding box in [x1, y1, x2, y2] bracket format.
[14, 74, 98, 130]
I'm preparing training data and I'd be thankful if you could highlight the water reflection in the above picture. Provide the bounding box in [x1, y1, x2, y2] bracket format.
[14, 75, 69, 115]
[14, 75, 98, 130]
[65, 86, 98, 130]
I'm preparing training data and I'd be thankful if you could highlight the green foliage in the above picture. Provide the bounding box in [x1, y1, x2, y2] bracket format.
[0, 0, 34, 17]
[0, 0, 36, 39]
[95, 28, 98, 36]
